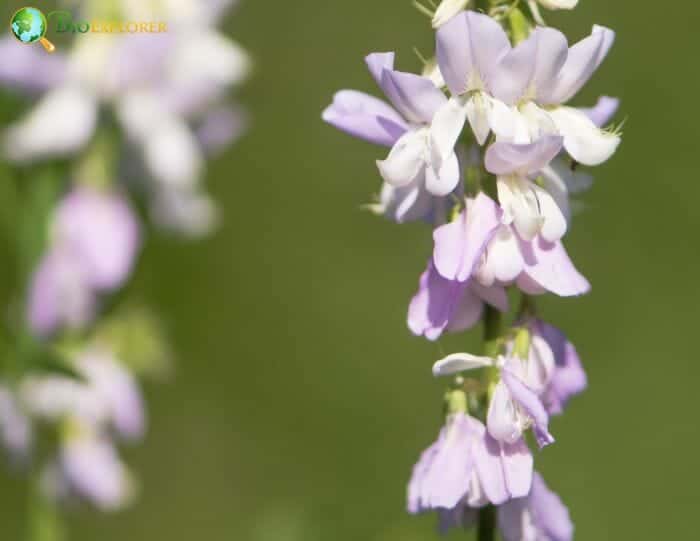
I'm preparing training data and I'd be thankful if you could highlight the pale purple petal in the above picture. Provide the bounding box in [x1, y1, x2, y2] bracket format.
[77, 352, 146, 441]
[196, 105, 248, 156]
[408, 262, 478, 340]
[500, 438, 534, 499]
[0, 385, 32, 460]
[0, 37, 67, 92]
[535, 321, 587, 415]
[27, 249, 96, 337]
[579, 96, 620, 127]
[473, 432, 507, 504]
[519, 237, 590, 297]
[433, 193, 501, 282]
[380, 70, 447, 125]
[485, 136, 563, 176]
[545, 26, 615, 105]
[54, 188, 140, 291]
[528, 473, 574, 541]
[501, 369, 554, 448]
[365, 52, 395, 88]
[322, 90, 407, 147]
[407, 413, 482, 513]
[435, 11, 510, 96]
[493, 27, 568, 105]
[471, 282, 509, 313]
[61, 436, 132, 511]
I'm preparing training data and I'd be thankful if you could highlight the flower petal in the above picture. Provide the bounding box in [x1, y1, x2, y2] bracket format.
[322, 90, 407, 147]
[433, 353, 495, 377]
[501, 368, 554, 448]
[579, 95, 620, 127]
[549, 106, 620, 166]
[381, 70, 447, 124]
[485, 136, 563, 176]
[376, 130, 425, 187]
[519, 237, 590, 297]
[433, 193, 501, 282]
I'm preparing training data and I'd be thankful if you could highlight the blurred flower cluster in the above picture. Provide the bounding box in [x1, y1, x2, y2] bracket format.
[324, 0, 621, 539]
[0, 0, 249, 533]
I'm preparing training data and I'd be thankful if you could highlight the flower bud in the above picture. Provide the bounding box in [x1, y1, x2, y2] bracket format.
[432, 0, 470, 28]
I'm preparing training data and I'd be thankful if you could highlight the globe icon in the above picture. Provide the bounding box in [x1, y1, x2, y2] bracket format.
[10, 7, 55, 52]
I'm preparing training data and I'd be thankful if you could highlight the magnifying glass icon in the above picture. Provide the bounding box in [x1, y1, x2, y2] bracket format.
[10, 7, 56, 53]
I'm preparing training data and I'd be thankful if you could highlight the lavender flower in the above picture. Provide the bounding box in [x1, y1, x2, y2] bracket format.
[408, 411, 533, 512]
[27, 187, 140, 336]
[498, 472, 574, 541]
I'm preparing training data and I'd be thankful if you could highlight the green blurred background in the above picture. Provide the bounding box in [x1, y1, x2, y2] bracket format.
[1, 0, 699, 539]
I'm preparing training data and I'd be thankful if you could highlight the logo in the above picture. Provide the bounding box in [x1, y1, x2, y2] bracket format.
[10, 7, 55, 53]
[9, 6, 168, 53]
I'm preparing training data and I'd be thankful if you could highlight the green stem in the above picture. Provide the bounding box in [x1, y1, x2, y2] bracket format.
[478, 306, 501, 540]
[477, 505, 497, 541]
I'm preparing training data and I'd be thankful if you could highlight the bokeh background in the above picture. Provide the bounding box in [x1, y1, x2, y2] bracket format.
[0, 0, 698, 539]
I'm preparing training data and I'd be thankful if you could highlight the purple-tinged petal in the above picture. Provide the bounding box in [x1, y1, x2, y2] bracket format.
[365, 52, 395, 88]
[61, 435, 133, 511]
[485, 136, 563, 176]
[519, 237, 590, 297]
[0, 37, 67, 92]
[27, 249, 96, 337]
[579, 95, 620, 127]
[407, 413, 482, 513]
[545, 26, 615, 105]
[433, 193, 501, 282]
[535, 321, 587, 415]
[76, 352, 146, 441]
[501, 369, 554, 448]
[196, 104, 248, 156]
[436, 11, 510, 96]
[54, 188, 140, 291]
[0, 385, 32, 460]
[322, 90, 407, 147]
[493, 27, 568, 105]
[500, 438, 534, 499]
[380, 70, 447, 125]
[408, 262, 472, 340]
[471, 282, 509, 313]
[528, 473, 574, 541]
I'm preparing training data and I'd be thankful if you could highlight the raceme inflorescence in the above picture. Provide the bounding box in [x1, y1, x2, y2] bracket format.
[323, 0, 620, 539]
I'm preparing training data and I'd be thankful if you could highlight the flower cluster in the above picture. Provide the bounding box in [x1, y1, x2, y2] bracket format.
[324, 0, 620, 538]
[0, 0, 249, 527]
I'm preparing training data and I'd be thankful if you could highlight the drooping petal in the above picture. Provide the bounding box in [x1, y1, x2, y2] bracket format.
[500, 438, 534, 499]
[433, 353, 495, 377]
[549, 106, 620, 166]
[579, 95, 620, 127]
[433, 193, 501, 282]
[435, 11, 510, 96]
[519, 237, 590, 297]
[486, 380, 524, 444]
[53, 188, 140, 291]
[376, 130, 426, 187]
[322, 90, 407, 147]
[407, 262, 471, 340]
[27, 249, 96, 337]
[60, 435, 133, 511]
[485, 136, 563, 176]
[465, 92, 494, 146]
[501, 368, 554, 448]
[535, 321, 587, 415]
[472, 431, 508, 505]
[407, 413, 481, 513]
[528, 473, 575, 541]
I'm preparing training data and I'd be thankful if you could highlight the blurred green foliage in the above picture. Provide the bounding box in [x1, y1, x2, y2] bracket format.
[1, 0, 699, 539]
